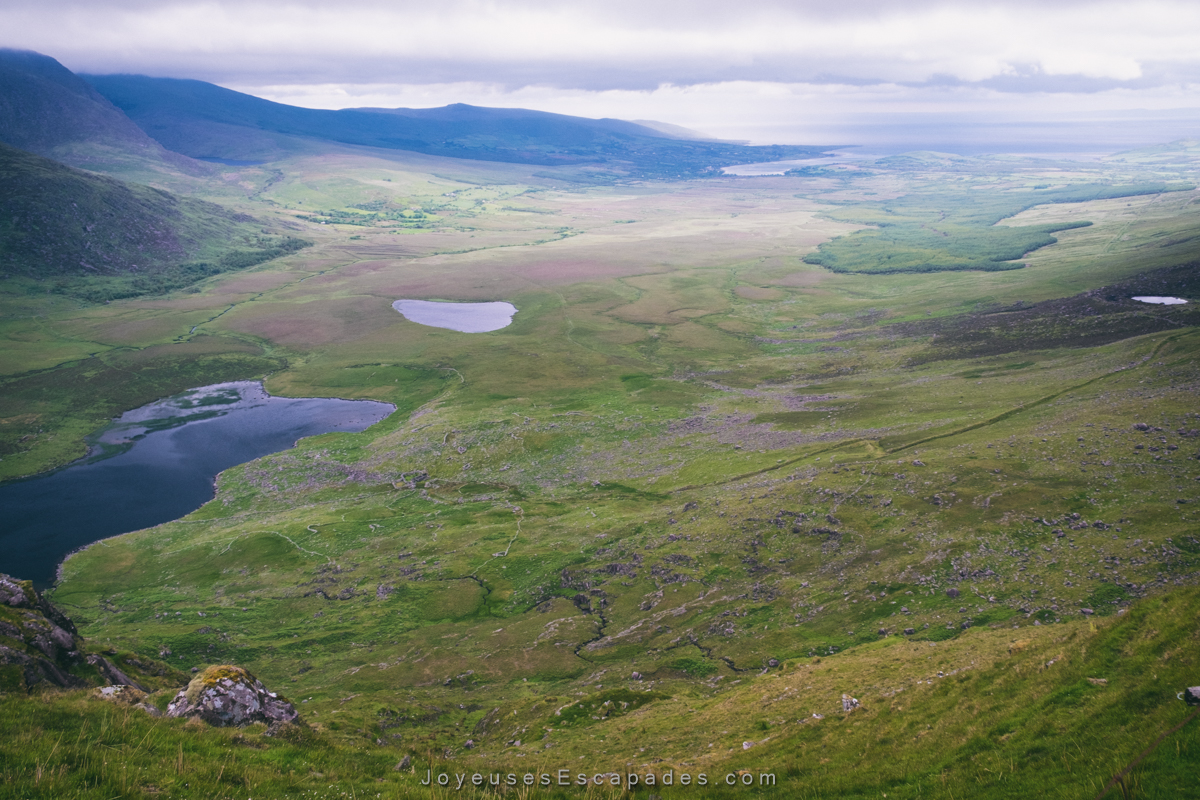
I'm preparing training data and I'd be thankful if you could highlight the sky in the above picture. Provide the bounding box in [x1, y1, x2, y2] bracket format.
[3, 0, 1200, 152]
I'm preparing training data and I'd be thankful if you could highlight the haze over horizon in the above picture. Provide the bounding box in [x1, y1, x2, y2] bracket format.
[2, 1, 1200, 154]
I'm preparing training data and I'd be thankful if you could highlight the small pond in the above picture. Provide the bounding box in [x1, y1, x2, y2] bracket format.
[1131, 296, 1188, 305]
[392, 299, 517, 332]
[0, 382, 393, 588]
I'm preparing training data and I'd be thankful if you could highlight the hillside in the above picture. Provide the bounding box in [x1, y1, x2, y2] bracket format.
[0, 49, 199, 176]
[0, 142, 309, 301]
[84, 74, 833, 178]
[3, 584, 1197, 798]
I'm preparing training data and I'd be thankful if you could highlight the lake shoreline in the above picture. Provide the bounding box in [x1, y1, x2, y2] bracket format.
[1, 381, 395, 590]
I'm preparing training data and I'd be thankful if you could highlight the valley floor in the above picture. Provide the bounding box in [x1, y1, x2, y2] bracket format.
[3, 142, 1200, 798]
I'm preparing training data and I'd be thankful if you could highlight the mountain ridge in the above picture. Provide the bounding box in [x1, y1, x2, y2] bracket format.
[83, 72, 833, 177]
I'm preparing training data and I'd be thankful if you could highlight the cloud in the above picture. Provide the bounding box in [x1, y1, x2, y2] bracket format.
[2, 0, 1198, 92]
[2, 0, 1198, 149]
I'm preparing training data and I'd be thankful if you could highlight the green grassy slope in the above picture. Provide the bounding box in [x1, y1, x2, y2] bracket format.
[0, 143, 1198, 798]
[3, 588, 1196, 798]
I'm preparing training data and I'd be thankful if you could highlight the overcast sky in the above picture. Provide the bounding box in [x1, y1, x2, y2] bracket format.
[3, 0, 1199, 150]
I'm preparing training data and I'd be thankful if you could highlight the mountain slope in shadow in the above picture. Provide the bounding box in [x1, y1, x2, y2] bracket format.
[0, 49, 201, 176]
[0, 141, 307, 300]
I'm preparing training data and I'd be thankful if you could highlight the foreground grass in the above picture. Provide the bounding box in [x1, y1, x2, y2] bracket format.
[3, 587, 1198, 798]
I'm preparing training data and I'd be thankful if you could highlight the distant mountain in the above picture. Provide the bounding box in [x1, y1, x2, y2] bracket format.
[0, 49, 196, 174]
[84, 74, 832, 178]
[630, 119, 741, 142]
[0, 141, 305, 301]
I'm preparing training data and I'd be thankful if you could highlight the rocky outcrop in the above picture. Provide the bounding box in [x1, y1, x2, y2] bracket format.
[166, 665, 300, 727]
[0, 643, 83, 689]
[0, 573, 84, 690]
[0, 572, 175, 693]
[0, 575, 34, 607]
[0, 573, 78, 637]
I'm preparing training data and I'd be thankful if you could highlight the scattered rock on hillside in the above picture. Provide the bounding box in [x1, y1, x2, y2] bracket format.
[97, 684, 162, 716]
[99, 684, 139, 701]
[87, 654, 148, 692]
[166, 665, 299, 727]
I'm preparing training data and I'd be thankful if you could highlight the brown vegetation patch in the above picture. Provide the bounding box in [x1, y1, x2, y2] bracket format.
[224, 296, 394, 348]
[514, 256, 668, 285]
[81, 315, 188, 346]
[774, 269, 829, 287]
[735, 287, 785, 301]
[209, 272, 305, 295]
[668, 412, 890, 451]
[125, 336, 263, 361]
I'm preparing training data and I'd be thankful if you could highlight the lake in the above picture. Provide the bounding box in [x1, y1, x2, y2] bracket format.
[0, 382, 393, 589]
[392, 299, 517, 332]
[1132, 296, 1188, 305]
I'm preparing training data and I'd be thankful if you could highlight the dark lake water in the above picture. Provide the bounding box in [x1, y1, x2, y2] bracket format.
[0, 382, 393, 589]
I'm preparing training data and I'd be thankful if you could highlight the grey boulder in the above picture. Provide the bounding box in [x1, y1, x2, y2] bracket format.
[167, 665, 299, 727]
